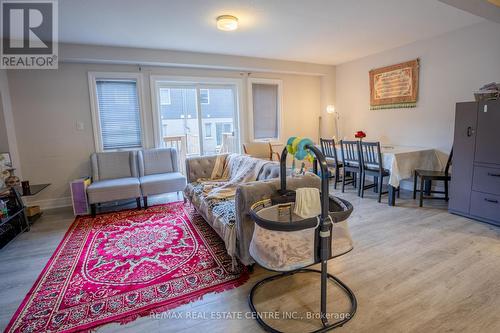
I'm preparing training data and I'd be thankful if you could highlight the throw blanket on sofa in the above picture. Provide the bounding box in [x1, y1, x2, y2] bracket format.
[201, 154, 269, 199]
[194, 154, 272, 265]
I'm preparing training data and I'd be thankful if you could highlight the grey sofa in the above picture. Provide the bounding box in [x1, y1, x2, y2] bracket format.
[87, 148, 187, 216]
[138, 148, 186, 208]
[184, 154, 321, 266]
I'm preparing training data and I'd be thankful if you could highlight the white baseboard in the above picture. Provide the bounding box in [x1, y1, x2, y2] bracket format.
[24, 196, 72, 210]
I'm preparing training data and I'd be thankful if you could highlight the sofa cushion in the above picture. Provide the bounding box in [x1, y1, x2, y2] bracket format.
[87, 177, 141, 204]
[184, 182, 236, 254]
[138, 148, 178, 176]
[140, 172, 186, 196]
[91, 151, 137, 181]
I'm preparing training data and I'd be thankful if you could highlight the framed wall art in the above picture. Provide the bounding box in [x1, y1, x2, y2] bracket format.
[369, 59, 419, 110]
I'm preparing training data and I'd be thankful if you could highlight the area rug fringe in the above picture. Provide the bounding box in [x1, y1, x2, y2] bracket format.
[83, 273, 249, 333]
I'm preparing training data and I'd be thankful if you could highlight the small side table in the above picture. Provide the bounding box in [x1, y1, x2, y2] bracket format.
[17, 183, 51, 223]
[0, 187, 29, 249]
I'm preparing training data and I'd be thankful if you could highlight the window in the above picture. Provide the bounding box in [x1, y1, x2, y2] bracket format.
[89, 73, 145, 151]
[159, 88, 171, 105]
[151, 76, 241, 155]
[216, 122, 232, 146]
[199, 89, 210, 104]
[249, 79, 282, 141]
[205, 123, 212, 137]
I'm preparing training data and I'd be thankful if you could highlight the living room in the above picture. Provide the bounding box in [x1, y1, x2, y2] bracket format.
[1, 1, 500, 332]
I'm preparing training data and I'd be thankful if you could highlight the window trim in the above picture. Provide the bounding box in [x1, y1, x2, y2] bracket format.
[88, 72, 147, 152]
[247, 78, 283, 143]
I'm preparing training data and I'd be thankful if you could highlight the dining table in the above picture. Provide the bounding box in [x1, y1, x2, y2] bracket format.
[316, 143, 444, 206]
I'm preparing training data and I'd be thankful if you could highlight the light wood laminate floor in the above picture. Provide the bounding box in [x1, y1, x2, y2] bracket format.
[1, 189, 499, 333]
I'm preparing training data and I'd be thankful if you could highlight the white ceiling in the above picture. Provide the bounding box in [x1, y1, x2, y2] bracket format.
[58, 0, 484, 65]
[439, 0, 500, 24]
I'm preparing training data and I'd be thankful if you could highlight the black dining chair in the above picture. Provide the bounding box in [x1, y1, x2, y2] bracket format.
[320, 138, 343, 189]
[413, 148, 453, 207]
[359, 141, 398, 203]
[340, 140, 362, 195]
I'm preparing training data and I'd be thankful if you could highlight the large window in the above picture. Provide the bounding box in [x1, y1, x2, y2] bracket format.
[151, 77, 240, 156]
[248, 78, 282, 141]
[89, 73, 145, 151]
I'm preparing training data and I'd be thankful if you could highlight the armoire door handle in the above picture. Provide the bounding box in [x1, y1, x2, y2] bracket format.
[466, 126, 474, 137]
[484, 198, 498, 204]
[488, 173, 500, 177]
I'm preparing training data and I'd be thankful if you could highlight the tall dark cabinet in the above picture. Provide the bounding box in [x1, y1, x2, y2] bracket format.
[449, 100, 500, 226]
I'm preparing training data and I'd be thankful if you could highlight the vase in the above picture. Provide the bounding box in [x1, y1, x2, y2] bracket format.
[5, 170, 20, 188]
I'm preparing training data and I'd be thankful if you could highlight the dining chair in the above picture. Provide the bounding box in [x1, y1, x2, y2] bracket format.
[340, 140, 361, 195]
[359, 141, 399, 203]
[320, 138, 343, 189]
[242, 142, 280, 161]
[413, 148, 453, 207]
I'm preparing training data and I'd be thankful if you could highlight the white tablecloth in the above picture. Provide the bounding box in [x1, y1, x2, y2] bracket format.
[324, 144, 443, 188]
[378, 145, 443, 187]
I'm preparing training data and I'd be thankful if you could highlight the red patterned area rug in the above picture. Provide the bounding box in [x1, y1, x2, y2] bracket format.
[6, 203, 248, 333]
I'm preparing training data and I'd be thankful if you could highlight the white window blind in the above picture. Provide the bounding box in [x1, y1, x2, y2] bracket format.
[96, 80, 143, 150]
[252, 83, 279, 140]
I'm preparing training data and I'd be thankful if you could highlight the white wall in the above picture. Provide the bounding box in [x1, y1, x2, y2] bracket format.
[7, 62, 321, 207]
[0, 70, 21, 174]
[336, 21, 500, 154]
[0, 93, 8, 152]
[60, 43, 332, 76]
[320, 70, 337, 140]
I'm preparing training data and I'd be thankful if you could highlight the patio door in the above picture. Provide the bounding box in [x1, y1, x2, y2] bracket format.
[154, 83, 239, 157]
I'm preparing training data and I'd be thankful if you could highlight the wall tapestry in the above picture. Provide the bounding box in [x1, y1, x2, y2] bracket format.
[369, 58, 419, 110]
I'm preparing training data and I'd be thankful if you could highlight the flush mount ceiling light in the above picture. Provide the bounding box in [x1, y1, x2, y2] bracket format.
[217, 15, 238, 31]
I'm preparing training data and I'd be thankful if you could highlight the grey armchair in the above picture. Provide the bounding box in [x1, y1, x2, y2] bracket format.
[87, 151, 142, 216]
[138, 148, 187, 208]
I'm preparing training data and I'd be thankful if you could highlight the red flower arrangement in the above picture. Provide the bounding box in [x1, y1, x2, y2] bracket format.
[354, 130, 366, 139]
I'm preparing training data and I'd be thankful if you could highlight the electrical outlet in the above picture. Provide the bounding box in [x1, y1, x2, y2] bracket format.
[76, 121, 85, 131]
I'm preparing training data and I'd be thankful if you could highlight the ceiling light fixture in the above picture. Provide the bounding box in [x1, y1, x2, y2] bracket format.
[217, 15, 238, 31]
[487, 0, 500, 7]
